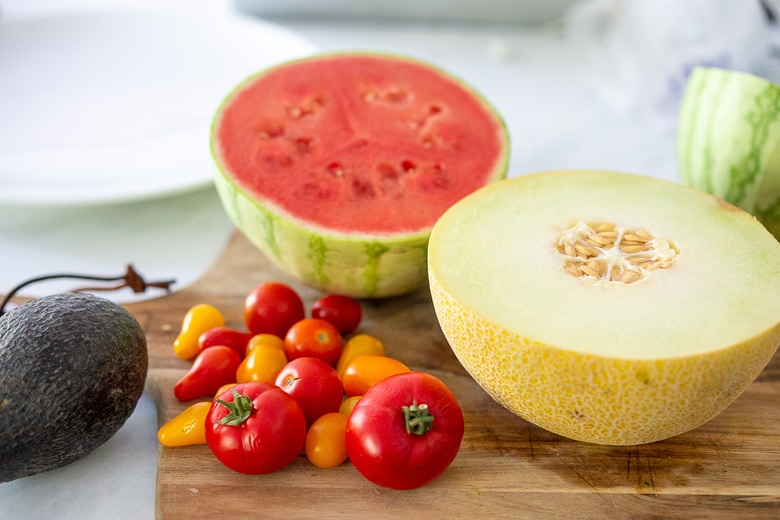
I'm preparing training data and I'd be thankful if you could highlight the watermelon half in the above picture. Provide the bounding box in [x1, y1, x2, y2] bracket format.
[211, 53, 509, 298]
[678, 66, 780, 239]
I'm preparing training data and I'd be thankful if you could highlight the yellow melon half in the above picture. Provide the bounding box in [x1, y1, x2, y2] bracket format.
[428, 170, 780, 445]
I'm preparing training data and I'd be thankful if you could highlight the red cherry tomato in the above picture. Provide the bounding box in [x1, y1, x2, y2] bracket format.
[174, 345, 242, 402]
[311, 294, 362, 335]
[345, 371, 464, 490]
[284, 318, 342, 367]
[276, 357, 344, 428]
[244, 282, 305, 338]
[198, 326, 253, 359]
[206, 382, 306, 475]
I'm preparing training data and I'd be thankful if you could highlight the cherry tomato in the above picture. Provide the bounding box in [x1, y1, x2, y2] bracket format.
[236, 344, 288, 384]
[198, 326, 253, 359]
[341, 355, 410, 397]
[174, 346, 242, 402]
[214, 383, 237, 399]
[338, 395, 361, 416]
[335, 334, 385, 379]
[305, 412, 348, 469]
[276, 357, 344, 428]
[157, 401, 211, 447]
[311, 294, 362, 335]
[207, 382, 306, 475]
[284, 318, 343, 367]
[244, 281, 305, 338]
[345, 372, 464, 490]
[173, 304, 225, 360]
[246, 333, 284, 356]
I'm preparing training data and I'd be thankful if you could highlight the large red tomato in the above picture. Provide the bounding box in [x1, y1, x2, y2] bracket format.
[206, 382, 306, 475]
[243, 282, 305, 338]
[345, 372, 464, 490]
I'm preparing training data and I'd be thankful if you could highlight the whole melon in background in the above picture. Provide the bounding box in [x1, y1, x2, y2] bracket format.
[678, 66, 780, 239]
[429, 170, 780, 446]
[211, 53, 509, 298]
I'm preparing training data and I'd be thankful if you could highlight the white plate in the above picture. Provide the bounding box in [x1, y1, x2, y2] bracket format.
[0, 11, 317, 205]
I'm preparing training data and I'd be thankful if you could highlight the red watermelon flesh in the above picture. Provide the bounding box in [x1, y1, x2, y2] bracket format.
[213, 53, 508, 235]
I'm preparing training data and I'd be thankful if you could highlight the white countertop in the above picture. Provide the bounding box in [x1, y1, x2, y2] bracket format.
[0, 1, 776, 518]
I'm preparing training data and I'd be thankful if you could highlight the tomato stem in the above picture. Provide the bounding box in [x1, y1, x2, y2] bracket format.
[214, 388, 253, 426]
[402, 403, 434, 435]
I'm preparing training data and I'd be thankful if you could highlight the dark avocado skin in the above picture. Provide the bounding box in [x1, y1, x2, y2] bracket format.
[0, 292, 147, 482]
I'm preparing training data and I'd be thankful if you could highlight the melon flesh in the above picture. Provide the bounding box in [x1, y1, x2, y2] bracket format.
[211, 53, 508, 297]
[429, 170, 780, 445]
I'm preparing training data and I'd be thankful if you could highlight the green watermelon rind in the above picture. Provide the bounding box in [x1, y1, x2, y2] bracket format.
[678, 66, 780, 239]
[211, 52, 510, 298]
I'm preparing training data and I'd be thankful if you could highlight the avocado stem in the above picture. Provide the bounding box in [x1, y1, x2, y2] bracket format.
[0, 264, 175, 316]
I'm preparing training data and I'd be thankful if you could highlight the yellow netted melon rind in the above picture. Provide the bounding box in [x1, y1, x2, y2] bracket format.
[428, 169, 780, 445]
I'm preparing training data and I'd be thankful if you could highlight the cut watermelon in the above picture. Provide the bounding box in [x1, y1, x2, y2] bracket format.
[678, 66, 780, 239]
[211, 53, 509, 297]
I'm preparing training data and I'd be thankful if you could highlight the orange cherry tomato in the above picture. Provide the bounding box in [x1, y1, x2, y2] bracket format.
[236, 344, 288, 384]
[341, 355, 410, 397]
[246, 333, 285, 356]
[336, 334, 385, 379]
[305, 412, 349, 469]
[284, 318, 343, 367]
[338, 395, 362, 416]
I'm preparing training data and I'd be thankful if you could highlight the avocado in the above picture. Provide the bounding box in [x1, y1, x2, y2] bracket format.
[0, 292, 147, 482]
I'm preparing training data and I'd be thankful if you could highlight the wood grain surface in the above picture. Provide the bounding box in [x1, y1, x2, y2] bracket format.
[129, 231, 780, 520]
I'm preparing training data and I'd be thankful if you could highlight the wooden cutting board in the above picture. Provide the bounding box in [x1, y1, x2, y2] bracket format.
[129, 231, 780, 519]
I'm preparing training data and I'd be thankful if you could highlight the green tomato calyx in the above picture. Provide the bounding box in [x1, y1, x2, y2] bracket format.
[402, 403, 434, 435]
[215, 388, 253, 426]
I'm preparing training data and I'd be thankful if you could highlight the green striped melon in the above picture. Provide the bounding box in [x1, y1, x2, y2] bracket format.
[211, 53, 509, 298]
[678, 66, 780, 239]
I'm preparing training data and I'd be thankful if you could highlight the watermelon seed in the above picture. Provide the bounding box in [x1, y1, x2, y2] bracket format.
[377, 163, 398, 179]
[326, 163, 344, 177]
[385, 88, 408, 104]
[295, 138, 313, 154]
[401, 160, 416, 173]
[352, 179, 376, 199]
[258, 124, 284, 139]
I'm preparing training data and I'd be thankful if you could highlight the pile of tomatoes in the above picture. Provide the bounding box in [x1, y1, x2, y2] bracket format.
[158, 281, 464, 490]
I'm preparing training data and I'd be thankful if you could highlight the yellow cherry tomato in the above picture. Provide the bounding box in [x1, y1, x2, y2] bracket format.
[245, 333, 285, 356]
[335, 334, 385, 379]
[341, 355, 410, 397]
[173, 304, 225, 360]
[214, 382, 238, 400]
[236, 343, 288, 384]
[157, 401, 211, 447]
[338, 395, 361, 416]
[305, 412, 348, 469]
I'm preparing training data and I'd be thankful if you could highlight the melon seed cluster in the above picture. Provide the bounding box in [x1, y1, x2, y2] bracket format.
[557, 221, 678, 284]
